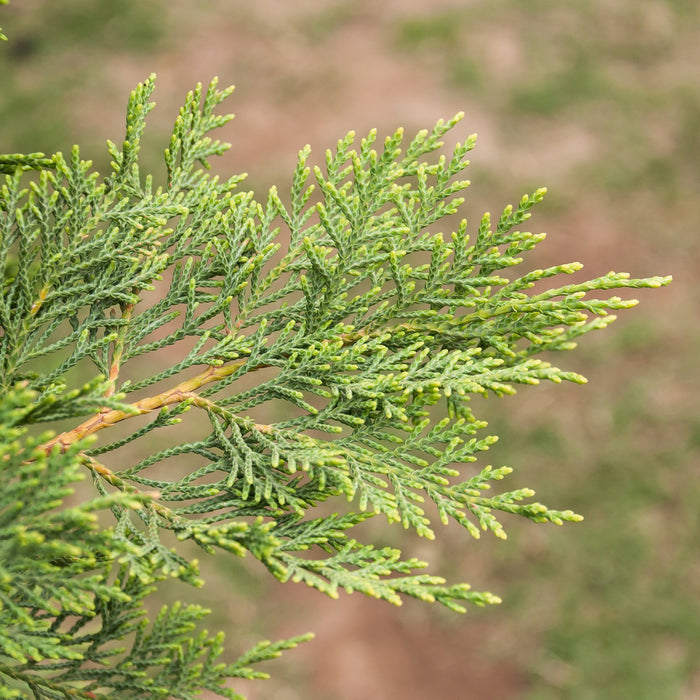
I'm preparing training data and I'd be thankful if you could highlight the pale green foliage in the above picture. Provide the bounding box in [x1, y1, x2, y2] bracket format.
[0, 74, 670, 696]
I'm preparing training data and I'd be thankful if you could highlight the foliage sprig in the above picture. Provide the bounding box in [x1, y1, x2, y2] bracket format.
[0, 74, 670, 696]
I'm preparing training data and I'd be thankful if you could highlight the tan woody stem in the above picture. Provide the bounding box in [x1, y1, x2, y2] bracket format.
[43, 322, 377, 456]
[80, 452, 175, 520]
[43, 359, 246, 453]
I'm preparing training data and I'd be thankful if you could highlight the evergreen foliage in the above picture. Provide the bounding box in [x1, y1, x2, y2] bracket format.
[0, 74, 670, 697]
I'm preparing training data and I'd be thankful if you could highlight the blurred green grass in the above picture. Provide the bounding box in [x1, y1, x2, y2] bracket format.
[2, 1, 697, 697]
[1, 0, 168, 153]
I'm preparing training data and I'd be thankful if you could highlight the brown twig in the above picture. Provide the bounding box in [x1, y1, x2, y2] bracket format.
[42, 360, 246, 454]
[80, 452, 174, 520]
[41, 320, 379, 456]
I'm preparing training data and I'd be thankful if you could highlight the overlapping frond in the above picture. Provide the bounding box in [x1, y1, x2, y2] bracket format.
[0, 75, 671, 696]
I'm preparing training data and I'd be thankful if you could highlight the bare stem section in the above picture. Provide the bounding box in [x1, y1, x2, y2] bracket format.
[42, 360, 246, 453]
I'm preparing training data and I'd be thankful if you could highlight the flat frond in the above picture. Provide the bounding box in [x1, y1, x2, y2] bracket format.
[0, 74, 671, 697]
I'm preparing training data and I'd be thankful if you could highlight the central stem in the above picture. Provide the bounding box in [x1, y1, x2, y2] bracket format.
[43, 360, 246, 453]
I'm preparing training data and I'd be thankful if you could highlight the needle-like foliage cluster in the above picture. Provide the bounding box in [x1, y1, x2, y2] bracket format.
[0, 74, 670, 697]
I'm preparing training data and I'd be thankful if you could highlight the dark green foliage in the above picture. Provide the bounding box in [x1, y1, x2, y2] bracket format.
[0, 74, 670, 696]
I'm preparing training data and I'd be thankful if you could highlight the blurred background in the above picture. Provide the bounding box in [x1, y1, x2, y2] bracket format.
[1, 1, 698, 698]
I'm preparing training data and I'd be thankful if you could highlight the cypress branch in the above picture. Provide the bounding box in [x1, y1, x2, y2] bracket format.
[0, 74, 670, 697]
